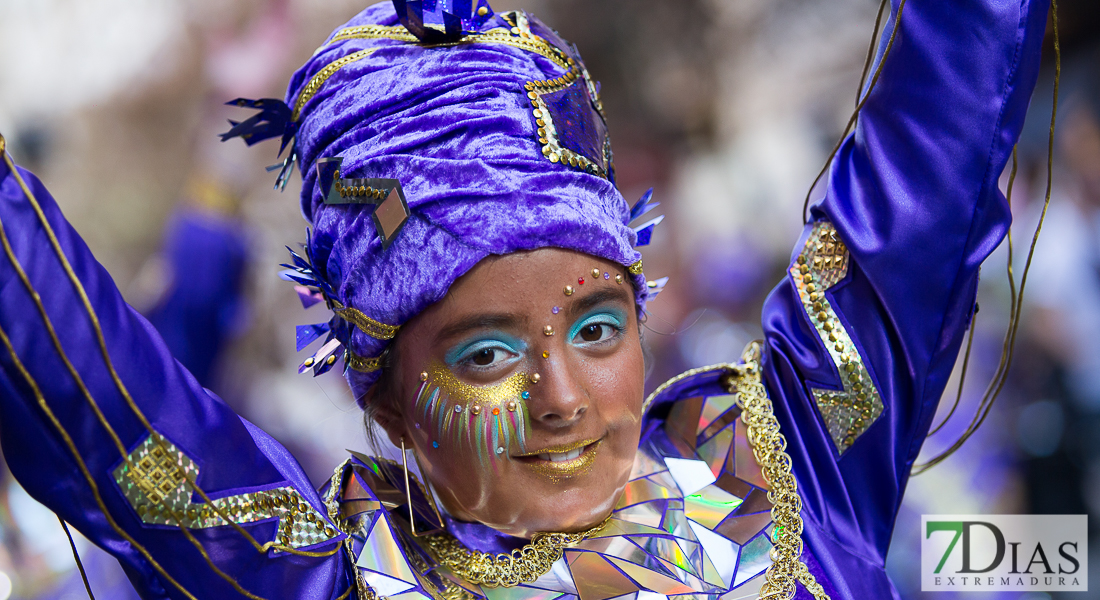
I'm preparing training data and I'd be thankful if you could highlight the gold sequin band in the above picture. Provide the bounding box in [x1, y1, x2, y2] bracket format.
[331, 300, 400, 340]
[292, 49, 377, 121]
[628, 260, 643, 275]
[113, 434, 340, 550]
[347, 350, 383, 373]
[791, 221, 883, 453]
[725, 343, 831, 600]
[321, 20, 572, 71]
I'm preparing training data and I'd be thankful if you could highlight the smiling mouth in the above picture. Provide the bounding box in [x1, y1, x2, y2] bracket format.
[515, 439, 602, 479]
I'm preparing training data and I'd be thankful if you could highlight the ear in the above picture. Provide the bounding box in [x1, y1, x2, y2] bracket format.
[364, 379, 410, 448]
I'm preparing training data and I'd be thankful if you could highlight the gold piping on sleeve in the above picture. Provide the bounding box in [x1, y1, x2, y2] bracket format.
[0, 139, 340, 566]
[0, 305, 200, 598]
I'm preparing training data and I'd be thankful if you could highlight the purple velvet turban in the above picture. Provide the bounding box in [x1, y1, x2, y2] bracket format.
[262, 1, 659, 401]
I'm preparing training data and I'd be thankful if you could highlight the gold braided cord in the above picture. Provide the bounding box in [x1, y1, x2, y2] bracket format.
[332, 300, 401, 340]
[726, 344, 830, 600]
[915, 0, 1061, 473]
[802, 0, 907, 224]
[292, 49, 377, 121]
[628, 260, 643, 275]
[322, 24, 572, 70]
[422, 515, 610, 587]
[1, 140, 340, 569]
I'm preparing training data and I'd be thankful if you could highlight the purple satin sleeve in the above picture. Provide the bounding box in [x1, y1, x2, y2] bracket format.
[760, 0, 1049, 598]
[0, 163, 350, 598]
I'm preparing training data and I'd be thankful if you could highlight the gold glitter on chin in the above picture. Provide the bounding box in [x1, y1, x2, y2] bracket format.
[523, 442, 600, 481]
[426, 362, 528, 407]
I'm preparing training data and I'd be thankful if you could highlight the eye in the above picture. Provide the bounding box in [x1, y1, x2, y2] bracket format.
[570, 313, 624, 347]
[448, 339, 524, 372]
[472, 347, 498, 366]
[578, 323, 611, 343]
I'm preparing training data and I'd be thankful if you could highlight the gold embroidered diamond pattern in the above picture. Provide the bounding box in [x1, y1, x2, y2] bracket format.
[113, 433, 340, 550]
[790, 221, 884, 453]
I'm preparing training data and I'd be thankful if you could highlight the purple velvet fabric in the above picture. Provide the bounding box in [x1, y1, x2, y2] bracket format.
[286, 2, 644, 399]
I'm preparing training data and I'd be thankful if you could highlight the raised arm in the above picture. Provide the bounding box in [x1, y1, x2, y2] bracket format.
[0, 145, 349, 599]
[759, 0, 1049, 593]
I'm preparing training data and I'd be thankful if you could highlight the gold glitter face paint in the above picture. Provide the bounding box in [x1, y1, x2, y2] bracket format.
[413, 362, 531, 470]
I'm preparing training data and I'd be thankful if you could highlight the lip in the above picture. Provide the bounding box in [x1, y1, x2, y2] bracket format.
[515, 437, 602, 457]
[515, 439, 602, 480]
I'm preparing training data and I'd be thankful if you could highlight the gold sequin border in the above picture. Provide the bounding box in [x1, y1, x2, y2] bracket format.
[113, 434, 340, 550]
[790, 221, 884, 454]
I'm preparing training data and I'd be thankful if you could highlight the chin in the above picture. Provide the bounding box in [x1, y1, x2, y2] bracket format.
[503, 468, 632, 537]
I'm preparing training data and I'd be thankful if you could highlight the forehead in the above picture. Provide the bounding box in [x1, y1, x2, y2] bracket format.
[411, 248, 631, 330]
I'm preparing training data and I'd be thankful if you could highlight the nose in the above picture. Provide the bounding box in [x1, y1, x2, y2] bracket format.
[528, 354, 589, 428]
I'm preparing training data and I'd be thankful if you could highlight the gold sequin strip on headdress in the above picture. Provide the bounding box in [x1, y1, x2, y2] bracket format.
[292, 49, 378, 121]
[331, 300, 400, 340]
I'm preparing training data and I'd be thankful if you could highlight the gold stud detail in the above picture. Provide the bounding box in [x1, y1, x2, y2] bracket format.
[542, 351, 550, 359]
[564, 285, 574, 296]
[304, 357, 315, 367]
[420, 372, 429, 382]
[326, 354, 337, 365]
[616, 274, 624, 284]
[477, 6, 488, 16]
[543, 325, 554, 336]
[529, 373, 541, 384]
[591, 268, 600, 278]
[506, 400, 517, 412]
[471, 405, 482, 415]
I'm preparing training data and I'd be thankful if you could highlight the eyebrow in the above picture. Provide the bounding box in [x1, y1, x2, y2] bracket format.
[567, 287, 633, 320]
[434, 313, 525, 346]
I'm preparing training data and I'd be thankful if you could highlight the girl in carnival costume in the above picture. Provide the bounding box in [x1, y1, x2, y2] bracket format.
[0, 0, 1050, 598]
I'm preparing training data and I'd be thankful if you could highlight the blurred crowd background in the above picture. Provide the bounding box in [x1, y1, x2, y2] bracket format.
[0, 0, 1097, 598]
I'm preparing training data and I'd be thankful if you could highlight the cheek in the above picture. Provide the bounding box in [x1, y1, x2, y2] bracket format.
[586, 338, 646, 430]
[407, 364, 532, 471]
